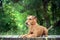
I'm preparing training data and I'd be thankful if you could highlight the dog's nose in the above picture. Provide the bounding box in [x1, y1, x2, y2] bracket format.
[26, 22, 28, 25]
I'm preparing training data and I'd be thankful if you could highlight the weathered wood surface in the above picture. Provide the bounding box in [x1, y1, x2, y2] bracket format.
[0, 35, 60, 40]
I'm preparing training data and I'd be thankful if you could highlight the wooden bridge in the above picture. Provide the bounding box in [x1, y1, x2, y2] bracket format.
[0, 35, 60, 40]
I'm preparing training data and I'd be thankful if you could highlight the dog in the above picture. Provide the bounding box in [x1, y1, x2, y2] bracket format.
[22, 15, 48, 38]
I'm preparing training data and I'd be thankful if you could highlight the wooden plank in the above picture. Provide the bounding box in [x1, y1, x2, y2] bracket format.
[0, 35, 60, 38]
[0, 35, 60, 40]
[0, 38, 60, 40]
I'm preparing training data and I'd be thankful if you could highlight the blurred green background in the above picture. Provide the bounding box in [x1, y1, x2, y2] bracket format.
[0, 0, 60, 35]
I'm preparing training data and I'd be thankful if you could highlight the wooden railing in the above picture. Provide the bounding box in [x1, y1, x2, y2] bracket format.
[0, 35, 60, 40]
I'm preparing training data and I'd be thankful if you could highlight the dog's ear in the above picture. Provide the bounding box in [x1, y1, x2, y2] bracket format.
[33, 16, 36, 19]
[33, 16, 37, 20]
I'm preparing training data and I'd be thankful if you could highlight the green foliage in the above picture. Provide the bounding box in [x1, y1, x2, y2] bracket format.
[0, 0, 60, 35]
[0, 0, 29, 35]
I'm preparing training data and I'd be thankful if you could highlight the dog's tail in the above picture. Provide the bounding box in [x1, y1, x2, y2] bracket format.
[48, 25, 53, 31]
[48, 20, 59, 31]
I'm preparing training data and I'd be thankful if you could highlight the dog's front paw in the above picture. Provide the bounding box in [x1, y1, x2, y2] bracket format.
[22, 35, 27, 38]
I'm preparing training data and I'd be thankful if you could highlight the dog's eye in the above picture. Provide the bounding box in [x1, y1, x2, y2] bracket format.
[29, 19, 31, 20]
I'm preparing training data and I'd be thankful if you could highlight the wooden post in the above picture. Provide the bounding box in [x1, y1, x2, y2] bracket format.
[0, 35, 60, 40]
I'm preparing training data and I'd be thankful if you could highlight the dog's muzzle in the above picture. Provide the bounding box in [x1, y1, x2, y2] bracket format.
[26, 22, 28, 25]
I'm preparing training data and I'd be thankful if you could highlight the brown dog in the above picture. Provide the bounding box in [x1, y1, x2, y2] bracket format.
[22, 15, 48, 38]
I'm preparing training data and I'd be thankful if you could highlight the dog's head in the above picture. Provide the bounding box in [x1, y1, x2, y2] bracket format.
[26, 15, 37, 26]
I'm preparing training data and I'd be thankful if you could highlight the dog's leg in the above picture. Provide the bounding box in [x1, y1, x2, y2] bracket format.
[22, 30, 32, 38]
[24, 34, 37, 38]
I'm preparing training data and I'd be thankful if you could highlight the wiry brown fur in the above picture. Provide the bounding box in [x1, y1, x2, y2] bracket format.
[22, 15, 48, 38]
